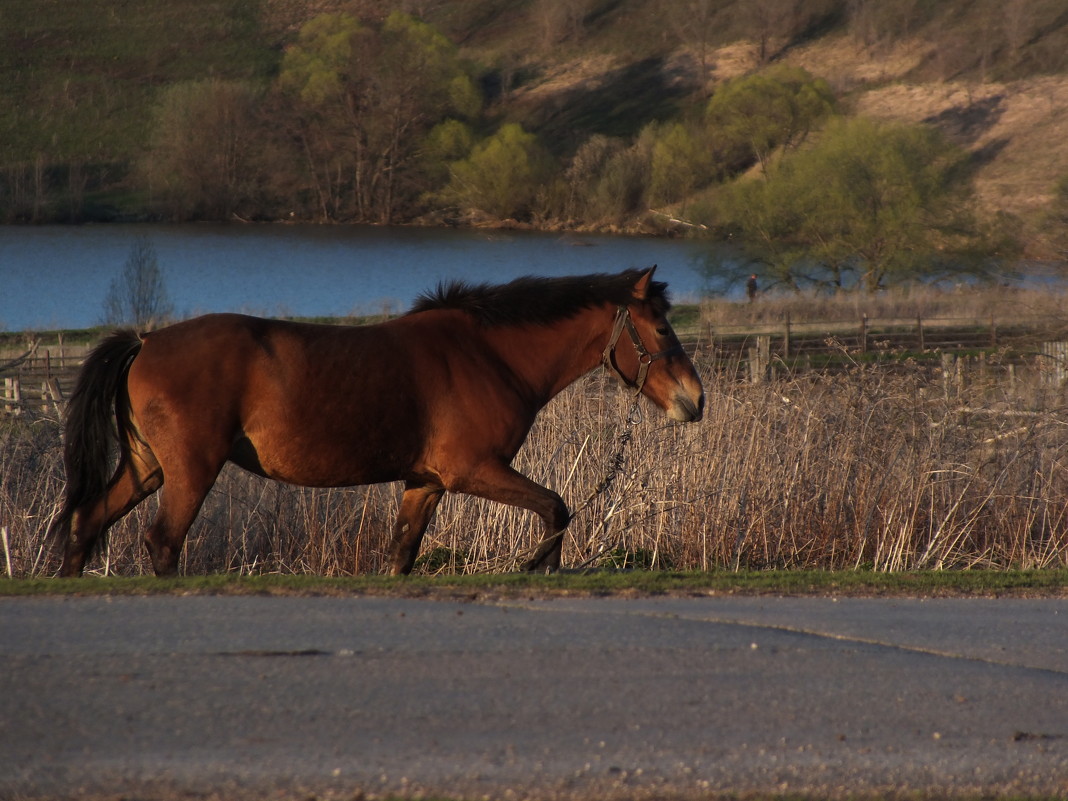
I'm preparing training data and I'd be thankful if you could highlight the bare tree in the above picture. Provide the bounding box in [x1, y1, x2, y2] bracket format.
[532, 0, 591, 49]
[746, 0, 779, 64]
[848, 0, 925, 48]
[744, 0, 815, 64]
[102, 237, 174, 328]
[1003, 0, 1037, 60]
[141, 79, 266, 220]
[661, 0, 720, 86]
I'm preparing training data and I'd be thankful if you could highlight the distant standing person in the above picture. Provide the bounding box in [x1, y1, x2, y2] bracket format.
[747, 274, 758, 302]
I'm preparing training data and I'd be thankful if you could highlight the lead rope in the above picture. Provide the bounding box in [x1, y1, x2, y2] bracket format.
[518, 393, 643, 571]
[570, 394, 643, 518]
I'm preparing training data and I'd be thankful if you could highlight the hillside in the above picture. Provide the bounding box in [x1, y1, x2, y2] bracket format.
[2, 0, 1067, 255]
[795, 35, 1068, 255]
[468, 17, 1068, 253]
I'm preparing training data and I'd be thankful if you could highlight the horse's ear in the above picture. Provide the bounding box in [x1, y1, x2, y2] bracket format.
[632, 265, 657, 300]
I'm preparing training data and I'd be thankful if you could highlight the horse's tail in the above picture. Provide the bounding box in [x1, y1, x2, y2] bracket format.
[50, 330, 143, 548]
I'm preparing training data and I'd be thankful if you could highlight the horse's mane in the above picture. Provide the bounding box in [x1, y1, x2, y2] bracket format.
[408, 269, 670, 327]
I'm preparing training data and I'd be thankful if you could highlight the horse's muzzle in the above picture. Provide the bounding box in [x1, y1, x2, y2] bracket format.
[669, 390, 704, 422]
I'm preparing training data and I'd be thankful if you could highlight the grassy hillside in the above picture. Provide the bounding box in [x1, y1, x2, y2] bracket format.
[0, 0, 276, 158]
[0, 0, 277, 217]
[2, 0, 1067, 250]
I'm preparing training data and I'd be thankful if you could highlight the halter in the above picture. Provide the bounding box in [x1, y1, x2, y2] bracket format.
[601, 305, 683, 392]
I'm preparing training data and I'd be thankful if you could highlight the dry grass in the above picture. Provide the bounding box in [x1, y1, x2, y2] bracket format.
[2, 350, 1067, 578]
[855, 75, 1068, 225]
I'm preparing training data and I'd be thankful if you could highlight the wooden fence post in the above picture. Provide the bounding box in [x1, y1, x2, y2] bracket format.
[860, 313, 868, 354]
[941, 352, 956, 401]
[3, 376, 22, 415]
[749, 335, 771, 383]
[1, 525, 10, 578]
[42, 377, 64, 415]
[1040, 342, 1068, 387]
[783, 312, 791, 360]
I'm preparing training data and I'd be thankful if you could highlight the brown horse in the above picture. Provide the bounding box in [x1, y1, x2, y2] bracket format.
[51, 267, 704, 577]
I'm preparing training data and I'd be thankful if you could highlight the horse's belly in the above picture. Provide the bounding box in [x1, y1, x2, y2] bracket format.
[228, 430, 412, 488]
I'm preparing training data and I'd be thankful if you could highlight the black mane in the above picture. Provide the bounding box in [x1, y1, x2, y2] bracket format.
[408, 269, 670, 327]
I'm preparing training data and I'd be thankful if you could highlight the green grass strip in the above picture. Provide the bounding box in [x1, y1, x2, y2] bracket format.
[1, 569, 1065, 598]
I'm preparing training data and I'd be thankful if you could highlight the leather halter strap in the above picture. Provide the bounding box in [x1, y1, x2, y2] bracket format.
[601, 305, 684, 392]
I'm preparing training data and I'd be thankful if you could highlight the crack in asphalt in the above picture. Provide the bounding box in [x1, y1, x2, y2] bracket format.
[492, 598, 1068, 678]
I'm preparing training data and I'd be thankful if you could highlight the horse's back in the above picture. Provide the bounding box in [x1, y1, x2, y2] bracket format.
[128, 314, 316, 420]
[126, 314, 427, 487]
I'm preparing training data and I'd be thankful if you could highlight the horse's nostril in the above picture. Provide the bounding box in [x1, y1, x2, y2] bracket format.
[671, 392, 704, 422]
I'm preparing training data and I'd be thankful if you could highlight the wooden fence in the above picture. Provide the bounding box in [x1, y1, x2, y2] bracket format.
[0, 337, 91, 416]
[703, 314, 1050, 357]
[703, 314, 1067, 384]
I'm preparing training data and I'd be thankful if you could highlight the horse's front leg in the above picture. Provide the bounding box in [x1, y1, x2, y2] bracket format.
[523, 527, 567, 572]
[453, 461, 571, 572]
[389, 482, 445, 575]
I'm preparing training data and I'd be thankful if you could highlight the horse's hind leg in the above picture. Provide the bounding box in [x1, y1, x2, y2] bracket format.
[60, 448, 163, 577]
[389, 482, 445, 575]
[142, 458, 224, 576]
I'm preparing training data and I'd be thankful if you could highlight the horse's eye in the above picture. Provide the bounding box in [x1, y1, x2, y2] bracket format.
[656, 326, 670, 337]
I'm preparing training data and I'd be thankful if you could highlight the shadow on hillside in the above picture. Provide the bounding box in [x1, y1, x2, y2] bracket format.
[517, 56, 695, 156]
[924, 94, 1005, 145]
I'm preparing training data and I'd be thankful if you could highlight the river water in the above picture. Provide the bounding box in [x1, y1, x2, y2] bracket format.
[0, 223, 724, 332]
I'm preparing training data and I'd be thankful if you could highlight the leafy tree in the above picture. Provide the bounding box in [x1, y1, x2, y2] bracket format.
[706, 65, 835, 175]
[280, 11, 480, 223]
[710, 117, 992, 292]
[647, 120, 718, 207]
[102, 238, 173, 328]
[420, 119, 477, 187]
[140, 79, 269, 220]
[441, 123, 556, 220]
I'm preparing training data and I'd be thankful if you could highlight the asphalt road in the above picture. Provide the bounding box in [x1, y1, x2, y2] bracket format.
[1, 594, 1066, 800]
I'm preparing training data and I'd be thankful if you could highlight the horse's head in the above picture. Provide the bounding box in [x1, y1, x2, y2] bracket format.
[602, 267, 704, 422]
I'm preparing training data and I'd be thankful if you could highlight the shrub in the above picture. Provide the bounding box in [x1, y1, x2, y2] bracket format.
[441, 123, 556, 220]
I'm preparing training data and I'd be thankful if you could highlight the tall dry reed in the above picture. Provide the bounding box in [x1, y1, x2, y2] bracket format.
[2, 350, 1066, 576]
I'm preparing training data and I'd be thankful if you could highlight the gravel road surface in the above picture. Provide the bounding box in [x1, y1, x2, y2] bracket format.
[1, 594, 1066, 799]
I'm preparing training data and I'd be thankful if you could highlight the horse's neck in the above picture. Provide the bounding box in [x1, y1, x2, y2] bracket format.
[492, 307, 610, 402]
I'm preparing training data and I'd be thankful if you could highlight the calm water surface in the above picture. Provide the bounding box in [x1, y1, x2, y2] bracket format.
[0, 224, 724, 332]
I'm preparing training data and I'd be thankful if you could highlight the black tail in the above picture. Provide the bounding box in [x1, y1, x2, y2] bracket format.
[49, 330, 143, 549]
